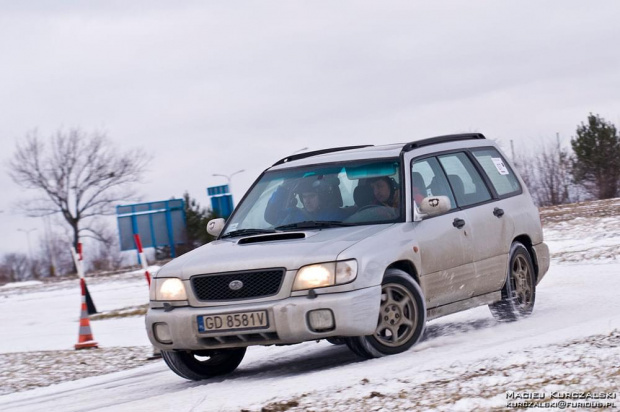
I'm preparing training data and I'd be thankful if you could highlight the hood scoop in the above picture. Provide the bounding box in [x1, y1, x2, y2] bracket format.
[238, 232, 306, 245]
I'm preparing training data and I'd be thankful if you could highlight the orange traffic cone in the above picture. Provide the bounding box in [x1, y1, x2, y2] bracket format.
[75, 278, 99, 350]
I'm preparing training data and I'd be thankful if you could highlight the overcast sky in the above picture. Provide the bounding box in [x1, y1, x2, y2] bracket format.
[1, 1, 620, 257]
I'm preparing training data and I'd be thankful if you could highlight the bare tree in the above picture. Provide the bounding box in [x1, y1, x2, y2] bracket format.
[88, 221, 126, 272]
[8, 129, 149, 249]
[513, 136, 577, 206]
[0, 263, 9, 285]
[0, 253, 31, 282]
[534, 136, 574, 206]
[512, 150, 537, 199]
[35, 230, 75, 277]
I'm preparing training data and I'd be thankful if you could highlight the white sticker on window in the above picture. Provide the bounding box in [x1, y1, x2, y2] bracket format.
[491, 157, 509, 175]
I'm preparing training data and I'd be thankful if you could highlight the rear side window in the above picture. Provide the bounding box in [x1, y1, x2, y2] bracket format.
[438, 152, 492, 207]
[471, 148, 521, 197]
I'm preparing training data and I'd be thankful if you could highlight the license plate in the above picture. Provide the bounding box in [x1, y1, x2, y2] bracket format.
[197, 310, 269, 333]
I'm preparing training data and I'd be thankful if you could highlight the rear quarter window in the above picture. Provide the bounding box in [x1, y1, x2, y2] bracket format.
[471, 148, 521, 197]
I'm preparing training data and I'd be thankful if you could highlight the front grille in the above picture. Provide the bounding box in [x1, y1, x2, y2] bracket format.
[191, 269, 285, 301]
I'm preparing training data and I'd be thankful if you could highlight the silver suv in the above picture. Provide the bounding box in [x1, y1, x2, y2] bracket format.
[146, 133, 550, 380]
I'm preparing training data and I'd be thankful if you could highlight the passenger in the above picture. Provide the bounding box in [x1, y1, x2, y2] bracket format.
[264, 176, 348, 226]
[411, 172, 426, 205]
[368, 176, 400, 209]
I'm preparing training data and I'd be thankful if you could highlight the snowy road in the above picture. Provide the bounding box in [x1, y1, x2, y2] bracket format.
[1, 263, 619, 411]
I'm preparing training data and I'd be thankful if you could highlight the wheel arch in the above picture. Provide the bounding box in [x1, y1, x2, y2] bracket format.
[512, 234, 539, 282]
[386, 260, 420, 285]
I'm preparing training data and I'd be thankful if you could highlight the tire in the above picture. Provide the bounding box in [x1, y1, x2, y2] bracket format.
[489, 242, 536, 322]
[161, 348, 246, 381]
[326, 337, 346, 345]
[345, 269, 426, 359]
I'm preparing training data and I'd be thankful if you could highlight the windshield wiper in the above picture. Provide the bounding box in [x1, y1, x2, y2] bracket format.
[221, 228, 277, 238]
[275, 221, 353, 231]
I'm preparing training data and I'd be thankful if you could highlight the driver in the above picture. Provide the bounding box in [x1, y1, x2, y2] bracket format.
[264, 176, 349, 226]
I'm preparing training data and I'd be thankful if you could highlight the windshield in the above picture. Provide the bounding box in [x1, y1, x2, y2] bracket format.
[221, 158, 402, 237]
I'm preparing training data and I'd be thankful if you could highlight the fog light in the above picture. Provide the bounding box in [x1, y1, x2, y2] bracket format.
[154, 322, 173, 344]
[307, 309, 335, 332]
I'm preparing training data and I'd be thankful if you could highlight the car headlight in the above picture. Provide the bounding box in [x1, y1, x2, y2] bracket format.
[292, 260, 357, 291]
[150, 278, 188, 301]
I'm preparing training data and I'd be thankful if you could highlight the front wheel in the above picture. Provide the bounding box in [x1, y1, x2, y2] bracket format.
[161, 348, 246, 381]
[489, 242, 536, 321]
[345, 269, 426, 359]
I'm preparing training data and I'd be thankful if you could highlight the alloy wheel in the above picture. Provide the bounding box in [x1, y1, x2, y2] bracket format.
[375, 283, 418, 347]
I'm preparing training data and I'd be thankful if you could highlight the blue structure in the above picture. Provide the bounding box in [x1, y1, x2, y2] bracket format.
[116, 199, 186, 258]
[207, 184, 234, 218]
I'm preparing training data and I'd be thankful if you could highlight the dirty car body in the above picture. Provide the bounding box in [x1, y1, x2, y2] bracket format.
[146, 134, 550, 380]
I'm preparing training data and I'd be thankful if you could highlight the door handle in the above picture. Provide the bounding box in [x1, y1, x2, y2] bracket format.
[493, 207, 505, 218]
[452, 218, 466, 229]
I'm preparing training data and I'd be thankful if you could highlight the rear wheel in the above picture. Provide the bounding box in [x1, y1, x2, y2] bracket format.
[489, 242, 536, 321]
[161, 348, 246, 381]
[345, 269, 426, 359]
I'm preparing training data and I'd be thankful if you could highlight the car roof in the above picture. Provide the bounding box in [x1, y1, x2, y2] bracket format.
[269, 133, 494, 170]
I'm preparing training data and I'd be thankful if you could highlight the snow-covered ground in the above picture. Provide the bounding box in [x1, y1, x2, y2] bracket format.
[0, 268, 155, 354]
[541, 197, 620, 263]
[0, 199, 619, 411]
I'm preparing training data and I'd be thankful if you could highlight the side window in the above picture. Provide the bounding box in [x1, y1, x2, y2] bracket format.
[438, 152, 492, 207]
[471, 148, 521, 197]
[411, 157, 456, 211]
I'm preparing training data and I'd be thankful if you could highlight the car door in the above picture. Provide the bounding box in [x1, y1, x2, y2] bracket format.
[411, 156, 476, 308]
[469, 147, 524, 288]
[437, 151, 510, 296]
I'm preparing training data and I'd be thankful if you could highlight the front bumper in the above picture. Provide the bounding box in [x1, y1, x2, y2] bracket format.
[146, 285, 381, 350]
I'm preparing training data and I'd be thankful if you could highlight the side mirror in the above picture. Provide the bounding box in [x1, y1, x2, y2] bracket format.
[206, 218, 226, 237]
[418, 196, 451, 218]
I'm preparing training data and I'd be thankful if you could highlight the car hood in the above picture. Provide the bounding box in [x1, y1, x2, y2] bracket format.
[157, 224, 393, 279]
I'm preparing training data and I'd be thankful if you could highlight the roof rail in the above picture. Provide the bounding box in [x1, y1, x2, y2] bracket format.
[272, 145, 374, 166]
[402, 133, 486, 152]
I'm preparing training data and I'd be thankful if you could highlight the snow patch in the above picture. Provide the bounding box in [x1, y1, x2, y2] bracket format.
[0, 280, 43, 289]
